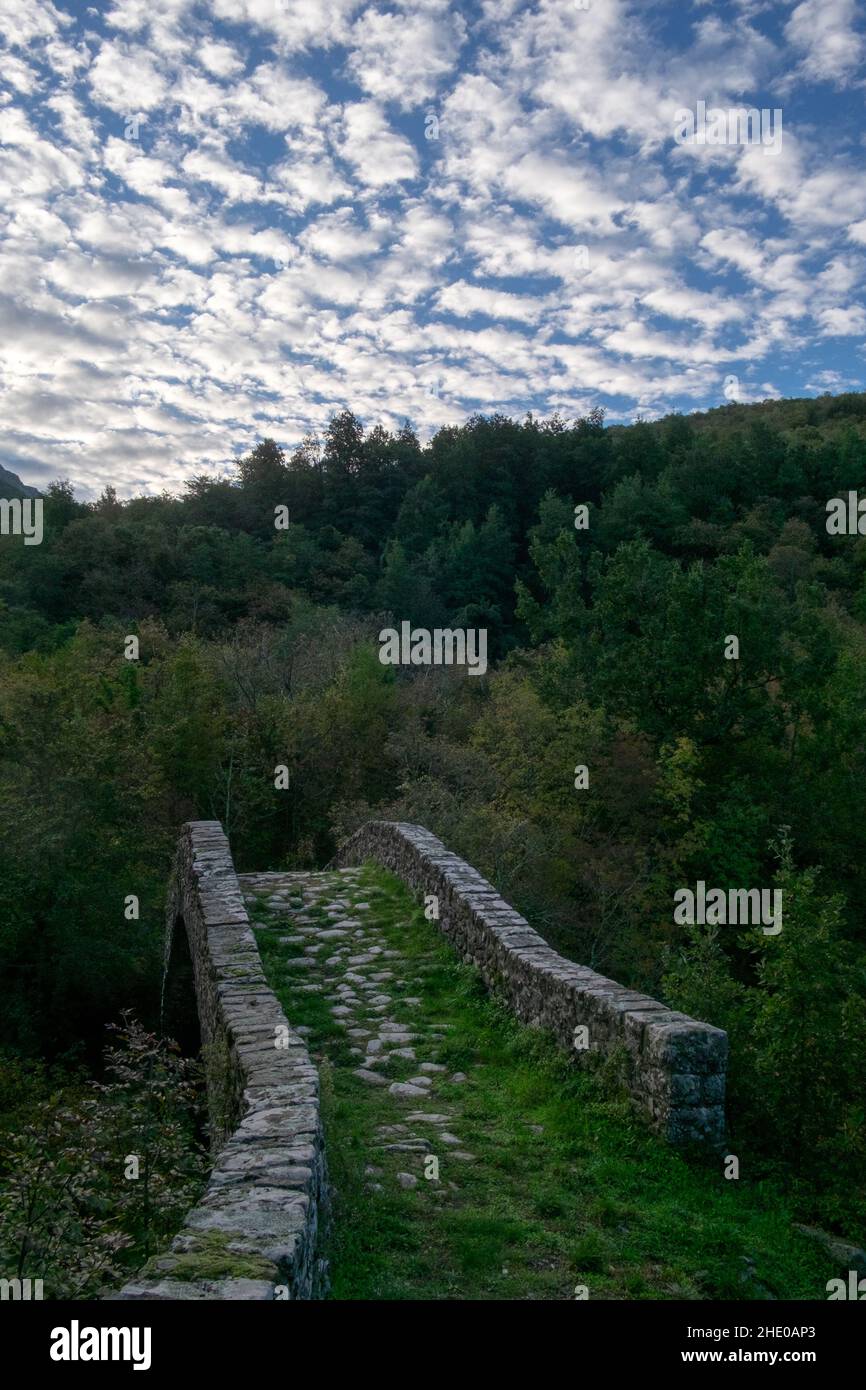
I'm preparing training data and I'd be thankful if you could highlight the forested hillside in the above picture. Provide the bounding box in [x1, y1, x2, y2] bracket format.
[1, 396, 865, 1260]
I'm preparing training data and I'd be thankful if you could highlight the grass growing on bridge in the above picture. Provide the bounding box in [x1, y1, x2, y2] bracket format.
[254, 866, 832, 1302]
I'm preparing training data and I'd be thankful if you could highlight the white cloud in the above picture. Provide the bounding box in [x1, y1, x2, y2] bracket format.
[103, 138, 194, 216]
[818, 305, 866, 335]
[198, 39, 244, 79]
[338, 102, 419, 187]
[226, 65, 328, 132]
[272, 154, 353, 212]
[182, 146, 263, 203]
[300, 207, 384, 260]
[0, 0, 863, 495]
[435, 279, 544, 322]
[0, 0, 69, 47]
[504, 155, 624, 233]
[346, 6, 466, 107]
[88, 43, 171, 113]
[643, 284, 747, 331]
[785, 0, 864, 86]
[211, 0, 363, 52]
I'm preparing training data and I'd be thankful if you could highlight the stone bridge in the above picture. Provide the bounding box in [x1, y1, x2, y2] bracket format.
[114, 819, 727, 1300]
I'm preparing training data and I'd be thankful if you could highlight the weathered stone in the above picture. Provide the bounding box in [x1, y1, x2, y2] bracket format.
[110, 1278, 276, 1301]
[331, 821, 727, 1149]
[115, 826, 328, 1303]
[389, 1082, 429, 1099]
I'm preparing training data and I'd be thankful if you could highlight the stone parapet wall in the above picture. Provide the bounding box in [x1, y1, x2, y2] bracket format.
[115, 816, 725, 1300]
[113, 821, 326, 1301]
[332, 821, 727, 1148]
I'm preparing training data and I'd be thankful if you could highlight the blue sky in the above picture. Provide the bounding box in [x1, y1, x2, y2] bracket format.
[1, 0, 865, 498]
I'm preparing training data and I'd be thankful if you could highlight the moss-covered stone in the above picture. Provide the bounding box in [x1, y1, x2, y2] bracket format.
[142, 1230, 277, 1284]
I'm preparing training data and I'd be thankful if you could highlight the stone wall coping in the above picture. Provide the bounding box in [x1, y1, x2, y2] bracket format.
[332, 820, 727, 1147]
[113, 822, 326, 1302]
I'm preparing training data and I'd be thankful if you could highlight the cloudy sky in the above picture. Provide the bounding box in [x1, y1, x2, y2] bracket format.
[1, 0, 865, 498]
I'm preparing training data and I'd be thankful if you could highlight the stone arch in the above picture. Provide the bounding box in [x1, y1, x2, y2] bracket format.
[160, 911, 200, 1057]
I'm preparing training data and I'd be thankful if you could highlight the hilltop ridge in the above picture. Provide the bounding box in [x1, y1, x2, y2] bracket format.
[0, 463, 40, 499]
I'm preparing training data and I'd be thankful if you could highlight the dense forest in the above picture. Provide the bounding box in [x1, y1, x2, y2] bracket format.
[2, 392, 865, 1290]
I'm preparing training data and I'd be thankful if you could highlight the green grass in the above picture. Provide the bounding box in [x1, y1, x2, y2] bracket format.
[254, 865, 835, 1301]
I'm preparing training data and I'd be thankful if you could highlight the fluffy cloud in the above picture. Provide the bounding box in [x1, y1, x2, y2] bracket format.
[0, 0, 863, 497]
[88, 43, 172, 113]
[338, 101, 419, 186]
[785, 0, 864, 86]
[346, 5, 466, 107]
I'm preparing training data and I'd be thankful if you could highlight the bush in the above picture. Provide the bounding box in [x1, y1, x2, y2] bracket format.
[0, 1015, 207, 1298]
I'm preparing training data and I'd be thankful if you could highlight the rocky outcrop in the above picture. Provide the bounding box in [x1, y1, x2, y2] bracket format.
[113, 821, 326, 1301]
[332, 821, 727, 1148]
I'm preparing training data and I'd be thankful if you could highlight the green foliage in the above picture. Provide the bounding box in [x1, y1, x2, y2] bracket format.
[2, 395, 866, 1244]
[0, 1017, 206, 1298]
[748, 844, 866, 1213]
[663, 838, 866, 1231]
